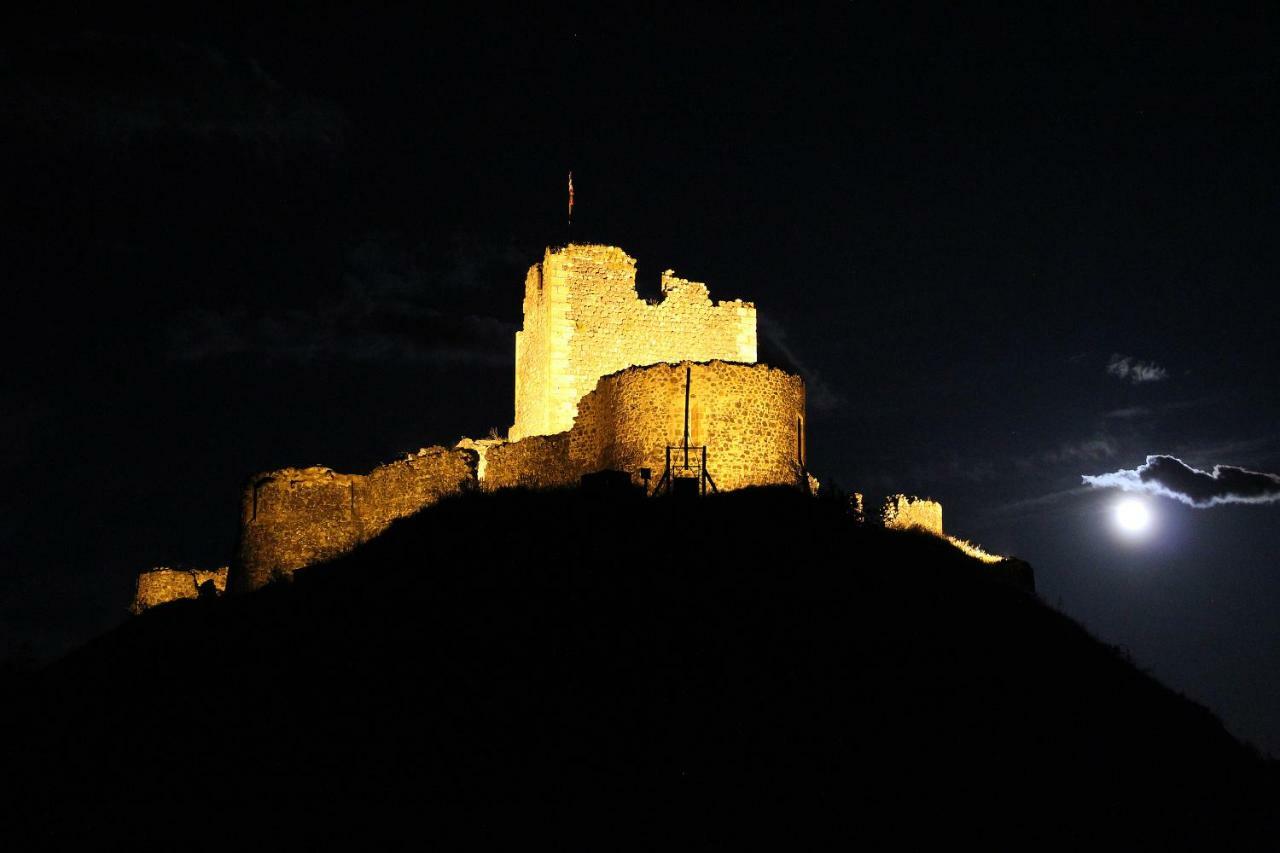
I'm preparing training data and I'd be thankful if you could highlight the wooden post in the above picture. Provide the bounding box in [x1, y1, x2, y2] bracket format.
[683, 365, 691, 470]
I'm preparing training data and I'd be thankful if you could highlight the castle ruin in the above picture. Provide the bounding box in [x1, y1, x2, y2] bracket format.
[881, 494, 943, 535]
[214, 244, 806, 594]
[511, 245, 756, 439]
[131, 566, 229, 613]
[233, 448, 476, 592]
[131, 243, 1004, 609]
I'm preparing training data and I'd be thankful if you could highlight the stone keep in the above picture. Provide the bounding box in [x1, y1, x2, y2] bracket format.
[511, 245, 757, 440]
[485, 360, 806, 493]
[130, 241, 1016, 610]
[137, 243, 805, 606]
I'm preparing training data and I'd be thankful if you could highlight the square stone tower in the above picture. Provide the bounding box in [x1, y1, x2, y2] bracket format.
[510, 244, 757, 439]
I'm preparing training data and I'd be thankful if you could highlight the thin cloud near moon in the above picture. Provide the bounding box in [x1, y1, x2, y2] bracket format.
[1106, 354, 1168, 383]
[1083, 455, 1280, 507]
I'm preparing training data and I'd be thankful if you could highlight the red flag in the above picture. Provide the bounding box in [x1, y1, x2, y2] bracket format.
[568, 171, 575, 224]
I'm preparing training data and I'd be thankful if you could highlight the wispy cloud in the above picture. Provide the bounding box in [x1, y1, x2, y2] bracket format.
[1174, 437, 1277, 467]
[985, 485, 1095, 518]
[1103, 406, 1151, 420]
[1106, 353, 1168, 384]
[1083, 455, 1280, 507]
[758, 317, 843, 412]
[168, 236, 516, 367]
[1103, 396, 1220, 421]
[1011, 437, 1118, 474]
[1042, 438, 1117, 464]
[5, 33, 346, 167]
[168, 306, 513, 366]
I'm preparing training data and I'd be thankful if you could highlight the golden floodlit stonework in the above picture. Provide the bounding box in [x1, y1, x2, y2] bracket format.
[570, 360, 805, 492]
[131, 241, 1006, 607]
[879, 494, 1003, 562]
[233, 447, 475, 591]
[481, 360, 806, 493]
[130, 566, 229, 613]
[881, 494, 944, 536]
[219, 245, 797, 592]
[511, 245, 756, 440]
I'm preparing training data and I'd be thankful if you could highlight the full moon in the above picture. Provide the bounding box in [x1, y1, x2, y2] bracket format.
[1115, 498, 1153, 534]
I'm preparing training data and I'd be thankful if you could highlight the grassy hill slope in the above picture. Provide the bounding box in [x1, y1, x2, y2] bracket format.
[4, 487, 1275, 841]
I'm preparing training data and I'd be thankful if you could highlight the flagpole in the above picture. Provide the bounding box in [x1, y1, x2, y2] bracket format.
[567, 171, 574, 237]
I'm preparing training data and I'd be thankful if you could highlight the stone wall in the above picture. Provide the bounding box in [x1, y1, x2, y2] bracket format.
[454, 437, 505, 480]
[511, 245, 757, 439]
[570, 360, 805, 492]
[474, 360, 806, 494]
[881, 495, 944, 536]
[232, 446, 476, 592]
[482, 433, 579, 491]
[131, 566, 228, 613]
[878, 495, 1008, 565]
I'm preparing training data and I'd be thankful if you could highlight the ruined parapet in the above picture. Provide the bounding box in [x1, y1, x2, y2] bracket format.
[569, 360, 805, 493]
[362, 446, 476, 529]
[879, 494, 1010, 566]
[233, 465, 361, 593]
[475, 360, 806, 495]
[511, 244, 757, 440]
[231, 446, 476, 592]
[850, 492, 866, 523]
[881, 494, 943, 536]
[454, 437, 506, 480]
[131, 566, 228, 613]
[482, 432, 580, 491]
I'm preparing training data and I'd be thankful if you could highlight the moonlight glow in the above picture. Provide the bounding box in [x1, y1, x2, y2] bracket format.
[1114, 498, 1153, 534]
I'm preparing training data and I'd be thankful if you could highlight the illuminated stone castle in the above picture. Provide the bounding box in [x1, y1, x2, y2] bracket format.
[183, 243, 810, 598]
[509, 245, 756, 439]
[475, 244, 805, 496]
[132, 243, 1002, 610]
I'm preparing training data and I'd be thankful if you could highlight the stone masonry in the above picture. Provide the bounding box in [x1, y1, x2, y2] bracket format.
[881, 494, 944, 536]
[511, 245, 756, 439]
[232, 446, 476, 592]
[135, 244, 814, 603]
[131, 566, 229, 613]
[479, 360, 806, 494]
[130, 239, 1013, 607]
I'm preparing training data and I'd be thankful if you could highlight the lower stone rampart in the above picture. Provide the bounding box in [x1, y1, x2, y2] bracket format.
[131, 566, 228, 613]
[482, 433, 580, 491]
[226, 363, 804, 592]
[477, 361, 807, 495]
[879, 494, 1011, 566]
[881, 494, 944, 535]
[232, 446, 476, 592]
[571, 360, 806, 492]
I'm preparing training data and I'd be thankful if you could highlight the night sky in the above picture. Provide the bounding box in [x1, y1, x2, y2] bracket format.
[4, 7, 1278, 754]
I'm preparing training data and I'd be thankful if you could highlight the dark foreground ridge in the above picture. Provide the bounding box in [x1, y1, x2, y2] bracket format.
[4, 487, 1276, 840]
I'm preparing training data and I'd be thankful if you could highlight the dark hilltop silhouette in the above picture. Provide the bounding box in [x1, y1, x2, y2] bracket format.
[3, 485, 1275, 842]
